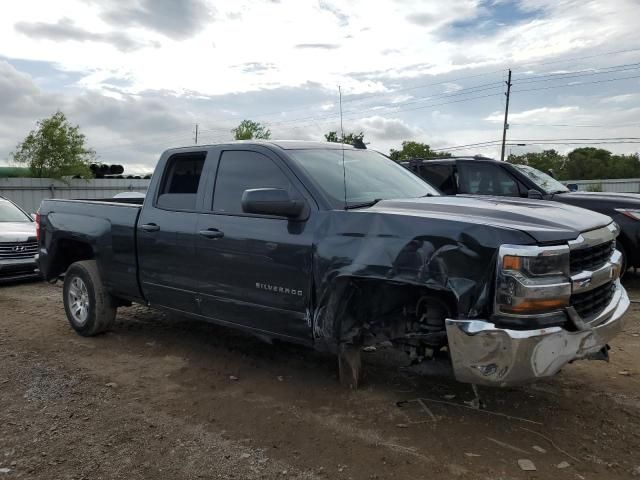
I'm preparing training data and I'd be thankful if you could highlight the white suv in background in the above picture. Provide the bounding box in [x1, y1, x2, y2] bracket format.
[0, 196, 39, 282]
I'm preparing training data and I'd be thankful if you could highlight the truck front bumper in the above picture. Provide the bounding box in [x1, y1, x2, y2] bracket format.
[445, 280, 629, 387]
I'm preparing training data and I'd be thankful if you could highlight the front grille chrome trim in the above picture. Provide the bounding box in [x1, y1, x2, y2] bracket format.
[568, 223, 618, 251]
[571, 249, 622, 294]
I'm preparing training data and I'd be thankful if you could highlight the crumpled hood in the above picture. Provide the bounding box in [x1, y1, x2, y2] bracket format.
[368, 195, 612, 244]
[0, 222, 37, 243]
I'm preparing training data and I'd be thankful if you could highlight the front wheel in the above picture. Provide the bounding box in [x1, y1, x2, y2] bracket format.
[63, 260, 117, 336]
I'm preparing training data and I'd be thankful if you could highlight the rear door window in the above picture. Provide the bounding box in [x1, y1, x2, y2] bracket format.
[419, 164, 457, 194]
[157, 153, 207, 210]
[458, 162, 519, 196]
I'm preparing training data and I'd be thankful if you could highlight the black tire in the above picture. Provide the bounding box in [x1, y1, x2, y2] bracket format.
[616, 241, 628, 278]
[63, 260, 116, 336]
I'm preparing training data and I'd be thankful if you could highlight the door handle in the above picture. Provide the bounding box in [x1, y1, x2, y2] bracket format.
[199, 228, 224, 239]
[140, 223, 160, 232]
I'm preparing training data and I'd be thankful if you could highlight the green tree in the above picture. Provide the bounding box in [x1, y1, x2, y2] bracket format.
[232, 120, 271, 140]
[507, 149, 566, 178]
[11, 111, 95, 179]
[610, 153, 640, 178]
[388, 141, 451, 161]
[507, 147, 640, 180]
[324, 131, 364, 144]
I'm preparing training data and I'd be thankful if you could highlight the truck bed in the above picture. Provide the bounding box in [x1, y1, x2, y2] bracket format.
[38, 198, 144, 301]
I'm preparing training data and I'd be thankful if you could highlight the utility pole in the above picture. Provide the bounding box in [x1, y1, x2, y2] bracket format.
[194, 123, 199, 144]
[500, 69, 512, 162]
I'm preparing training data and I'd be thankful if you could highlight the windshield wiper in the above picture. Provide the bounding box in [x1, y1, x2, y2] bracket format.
[345, 198, 383, 210]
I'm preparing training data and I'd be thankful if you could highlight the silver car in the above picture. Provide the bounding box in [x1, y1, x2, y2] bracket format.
[0, 196, 39, 282]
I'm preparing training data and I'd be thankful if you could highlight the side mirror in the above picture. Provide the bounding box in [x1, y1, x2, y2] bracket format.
[241, 188, 305, 218]
[527, 189, 544, 200]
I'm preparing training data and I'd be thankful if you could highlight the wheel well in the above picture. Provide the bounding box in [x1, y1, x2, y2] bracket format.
[52, 239, 94, 277]
[336, 278, 457, 347]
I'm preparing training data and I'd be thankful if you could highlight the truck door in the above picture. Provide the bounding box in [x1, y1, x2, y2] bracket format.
[195, 146, 315, 341]
[137, 151, 212, 314]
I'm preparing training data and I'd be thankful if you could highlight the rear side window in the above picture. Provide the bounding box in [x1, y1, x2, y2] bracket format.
[157, 153, 206, 210]
[419, 164, 457, 194]
[213, 150, 295, 214]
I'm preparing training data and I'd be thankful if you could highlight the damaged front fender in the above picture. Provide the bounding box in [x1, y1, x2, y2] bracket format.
[309, 210, 535, 353]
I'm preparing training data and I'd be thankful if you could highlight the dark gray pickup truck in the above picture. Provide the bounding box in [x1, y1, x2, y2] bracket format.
[37, 141, 629, 388]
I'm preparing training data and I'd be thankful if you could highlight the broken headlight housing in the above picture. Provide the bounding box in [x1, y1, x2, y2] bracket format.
[495, 244, 571, 321]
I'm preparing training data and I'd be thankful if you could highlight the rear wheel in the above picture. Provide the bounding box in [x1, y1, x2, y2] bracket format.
[63, 260, 116, 336]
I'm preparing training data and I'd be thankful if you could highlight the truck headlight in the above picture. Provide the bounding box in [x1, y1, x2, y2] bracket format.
[496, 245, 571, 316]
[615, 209, 640, 221]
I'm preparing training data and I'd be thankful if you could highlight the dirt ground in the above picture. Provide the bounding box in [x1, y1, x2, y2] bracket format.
[1, 277, 640, 480]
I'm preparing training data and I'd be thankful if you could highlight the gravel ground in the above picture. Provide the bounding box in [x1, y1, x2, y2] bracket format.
[1, 276, 640, 479]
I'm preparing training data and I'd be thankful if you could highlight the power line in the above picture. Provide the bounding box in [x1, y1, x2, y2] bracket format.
[206, 71, 508, 123]
[433, 137, 640, 151]
[519, 47, 640, 68]
[512, 73, 640, 93]
[510, 122, 640, 128]
[197, 70, 640, 138]
[514, 62, 640, 84]
[265, 92, 504, 132]
[239, 48, 640, 123]
[340, 71, 506, 104]
[253, 83, 504, 129]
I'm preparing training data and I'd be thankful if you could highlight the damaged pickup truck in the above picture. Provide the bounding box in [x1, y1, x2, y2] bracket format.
[36, 141, 629, 388]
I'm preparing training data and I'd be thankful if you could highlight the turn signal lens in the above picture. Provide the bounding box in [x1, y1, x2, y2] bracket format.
[500, 297, 568, 314]
[502, 255, 522, 271]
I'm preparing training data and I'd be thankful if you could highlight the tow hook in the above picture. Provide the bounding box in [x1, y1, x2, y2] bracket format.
[586, 345, 610, 362]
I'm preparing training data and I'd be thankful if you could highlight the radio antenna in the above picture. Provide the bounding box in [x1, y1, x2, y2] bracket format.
[339, 85, 347, 210]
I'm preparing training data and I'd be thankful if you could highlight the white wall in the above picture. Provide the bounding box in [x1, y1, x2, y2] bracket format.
[563, 178, 640, 193]
[0, 178, 151, 212]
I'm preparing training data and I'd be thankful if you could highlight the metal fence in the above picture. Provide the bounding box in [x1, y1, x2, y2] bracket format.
[2, 176, 639, 213]
[564, 178, 640, 193]
[0, 178, 151, 213]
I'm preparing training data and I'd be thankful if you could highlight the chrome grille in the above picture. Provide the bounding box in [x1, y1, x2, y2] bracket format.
[570, 281, 615, 320]
[0, 241, 38, 259]
[569, 240, 615, 274]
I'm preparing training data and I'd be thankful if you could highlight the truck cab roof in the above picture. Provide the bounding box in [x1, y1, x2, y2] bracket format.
[163, 140, 359, 156]
[399, 155, 497, 166]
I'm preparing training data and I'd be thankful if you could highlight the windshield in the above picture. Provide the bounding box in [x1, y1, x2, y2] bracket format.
[512, 164, 569, 194]
[288, 148, 439, 208]
[0, 200, 32, 222]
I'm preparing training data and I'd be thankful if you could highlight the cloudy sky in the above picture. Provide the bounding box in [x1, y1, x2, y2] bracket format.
[1, 0, 639, 173]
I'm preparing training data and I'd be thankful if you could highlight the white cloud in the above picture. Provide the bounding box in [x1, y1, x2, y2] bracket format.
[484, 106, 580, 123]
[601, 93, 640, 104]
[1, 0, 640, 171]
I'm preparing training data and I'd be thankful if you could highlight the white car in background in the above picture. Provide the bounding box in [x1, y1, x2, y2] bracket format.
[0, 196, 39, 282]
